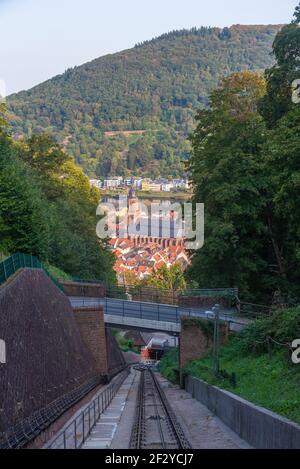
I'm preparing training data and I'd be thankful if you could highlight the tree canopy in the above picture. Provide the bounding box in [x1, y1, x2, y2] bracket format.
[0, 114, 116, 283]
[188, 5, 300, 304]
[7, 25, 281, 178]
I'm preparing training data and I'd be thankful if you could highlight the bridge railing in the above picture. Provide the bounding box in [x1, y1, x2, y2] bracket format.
[73, 297, 238, 327]
[1, 253, 239, 310]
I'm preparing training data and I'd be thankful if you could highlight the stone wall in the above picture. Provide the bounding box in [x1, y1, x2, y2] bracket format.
[180, 317, 229, 368]
[60, 280, 106, 298]
[178, 296, 228, 309]
[73, 307, 108, 375]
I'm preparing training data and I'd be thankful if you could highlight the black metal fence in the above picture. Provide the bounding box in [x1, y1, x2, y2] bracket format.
[45, 367, 130, 449]
[240, 302, 272, 318]
[100, 284, 239, 310]
[0, 374, 104, 449]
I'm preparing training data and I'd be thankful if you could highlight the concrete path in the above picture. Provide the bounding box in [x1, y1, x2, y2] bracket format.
[111, 370, 251, 449]
[82, 370, 137, 449]
[155, 373, 251, 449]
[111, 369, 140, 448]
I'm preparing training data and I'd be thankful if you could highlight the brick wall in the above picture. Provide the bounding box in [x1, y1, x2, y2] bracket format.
[60, 281, 106, 298]
[180, 317, 229, 368]
[73, 307, 108, 375]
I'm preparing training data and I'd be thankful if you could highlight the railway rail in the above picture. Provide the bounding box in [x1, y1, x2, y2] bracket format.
[130, 367, 191, 449]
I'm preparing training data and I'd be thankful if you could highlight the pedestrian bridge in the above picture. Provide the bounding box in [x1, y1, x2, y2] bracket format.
[70, 297, 246, 335]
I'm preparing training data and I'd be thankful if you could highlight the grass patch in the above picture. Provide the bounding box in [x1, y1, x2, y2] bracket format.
[113, 331, 139, 354]
[158, 347, 179, 383]
[45, 264, 72, 281]
[159, 306, 300, 424]
[185, 339, 300, 424]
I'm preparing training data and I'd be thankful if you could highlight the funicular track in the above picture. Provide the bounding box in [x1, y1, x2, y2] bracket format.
[130, 368, 191, 449]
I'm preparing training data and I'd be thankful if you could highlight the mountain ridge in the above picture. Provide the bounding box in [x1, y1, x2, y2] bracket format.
[8, 24, 282, 177]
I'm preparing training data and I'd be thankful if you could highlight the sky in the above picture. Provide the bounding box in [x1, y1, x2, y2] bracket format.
[0, 0, 298, 95]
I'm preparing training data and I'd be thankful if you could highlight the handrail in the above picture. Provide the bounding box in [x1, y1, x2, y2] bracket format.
[45, 367, 130, 449]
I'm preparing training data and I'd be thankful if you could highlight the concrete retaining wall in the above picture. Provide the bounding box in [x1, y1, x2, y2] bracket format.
[185, 375, 300, 449]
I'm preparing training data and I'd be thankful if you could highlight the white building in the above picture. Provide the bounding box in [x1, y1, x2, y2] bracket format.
[103, 177, 123, 189]
[89, 179, 102, 189]
[133, 178, 143, 189]
[161, 183, 173, 192]
[124, 178, 132, 187]
[173, 179, 189, 190]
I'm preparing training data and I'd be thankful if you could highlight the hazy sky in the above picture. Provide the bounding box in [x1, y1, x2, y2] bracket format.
[0, 0, 298, 95]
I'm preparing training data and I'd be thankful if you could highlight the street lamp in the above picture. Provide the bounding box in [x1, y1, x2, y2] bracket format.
[212, 304, 220, 375]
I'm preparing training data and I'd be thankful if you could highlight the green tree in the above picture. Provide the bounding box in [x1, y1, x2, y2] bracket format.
[259, 4, 300, 127]
[0, 128, 116, 283]
[188, 72, 271, 300]
[0, 135, 50, 258]
[143, 263, 186, 291]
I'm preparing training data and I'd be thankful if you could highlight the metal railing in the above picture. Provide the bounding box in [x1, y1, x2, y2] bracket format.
[71, 296, 238, 326]
[45, 367, 130, 449]
[0, 373, 103, 449]
[0, 253, 239, 309]
[76, 282, 239, 308]
[0, 252, 41, 284]
[0, 252, 63, 291]
[240, 302, 272, 318]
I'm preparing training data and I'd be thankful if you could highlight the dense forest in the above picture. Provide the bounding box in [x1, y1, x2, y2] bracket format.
[0, 108, 116, 282]
[187, 8, 300, 305]
[7, 25, 281, 178]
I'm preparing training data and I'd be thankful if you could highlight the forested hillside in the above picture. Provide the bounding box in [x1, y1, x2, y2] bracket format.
[188, 11, 300, 304]
[0, 105, 116, 282]
[7, 25, 281, 177]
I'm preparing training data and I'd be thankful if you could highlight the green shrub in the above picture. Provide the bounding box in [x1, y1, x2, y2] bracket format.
[158, 348, 179, 383]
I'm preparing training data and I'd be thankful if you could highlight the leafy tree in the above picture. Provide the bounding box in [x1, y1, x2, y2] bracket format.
[0, 123, 116, 282]
[0, 135, 50, 258]
[189, 5, 300, 303]
[143, 263, 186, 291]
[0, 103, 7, 132]
[188, 72, 271, 300]
[259, 4, 300, 127]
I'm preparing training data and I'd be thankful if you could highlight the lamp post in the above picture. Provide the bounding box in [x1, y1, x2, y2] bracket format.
[212, 304, 220, 375]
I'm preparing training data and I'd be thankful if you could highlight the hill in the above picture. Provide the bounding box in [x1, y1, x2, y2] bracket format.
[7, 25, 282, 178]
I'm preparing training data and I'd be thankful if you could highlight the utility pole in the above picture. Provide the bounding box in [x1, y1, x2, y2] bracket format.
[212, 304, 220, 375]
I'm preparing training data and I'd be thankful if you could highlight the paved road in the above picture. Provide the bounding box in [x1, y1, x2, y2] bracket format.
[70, 297, 247, 328]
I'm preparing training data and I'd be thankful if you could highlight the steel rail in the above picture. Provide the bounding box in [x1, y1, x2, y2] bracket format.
[130, 368, 191, 449]
[145, 371, 166, 449]
[150, 370, 191, 449]
[130, 367, 145, 448]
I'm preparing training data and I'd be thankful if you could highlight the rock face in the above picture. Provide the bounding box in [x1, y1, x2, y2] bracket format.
[0, 268, 98, 433]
